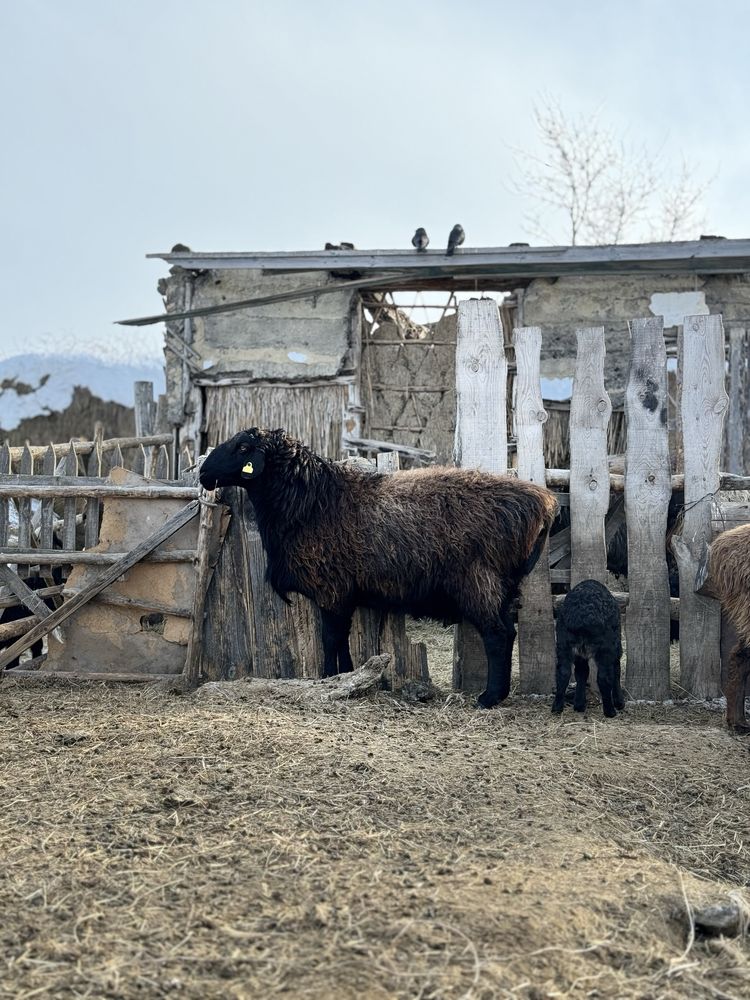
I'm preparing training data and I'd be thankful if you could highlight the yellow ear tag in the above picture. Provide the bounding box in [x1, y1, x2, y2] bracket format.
[242, 461, 254, 474]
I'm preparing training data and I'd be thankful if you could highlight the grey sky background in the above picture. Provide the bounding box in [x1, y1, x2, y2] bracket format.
[1, 0, 747, 364]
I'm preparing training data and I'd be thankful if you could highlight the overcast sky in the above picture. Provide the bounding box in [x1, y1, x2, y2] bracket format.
[1, 0, 748, 364]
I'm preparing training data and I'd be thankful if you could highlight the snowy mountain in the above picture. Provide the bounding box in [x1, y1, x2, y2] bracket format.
[0, 352, 166, 442]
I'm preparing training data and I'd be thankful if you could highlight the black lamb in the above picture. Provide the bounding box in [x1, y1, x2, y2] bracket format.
[199, 428, 559, 707]
[551, 579, 625, 718]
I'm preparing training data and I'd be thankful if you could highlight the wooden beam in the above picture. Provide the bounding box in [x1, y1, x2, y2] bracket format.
[0, 550, 196, 566]
[0, 500, 200, 671]
[147, 238, 750, 275]
[1, 435, 173, 464]
[0, 481, 200, 500]
[0, 565, 52, 621]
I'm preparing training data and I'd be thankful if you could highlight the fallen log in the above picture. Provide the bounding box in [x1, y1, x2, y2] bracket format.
[192, 654, 391, 705]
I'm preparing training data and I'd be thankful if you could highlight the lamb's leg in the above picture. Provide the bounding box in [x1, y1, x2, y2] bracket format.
[573, 656, 589, 713]
[552, 643, 573, 714]
[320, 610, 352, 678]
[595, 652, 618, 718]
[726, 643, 750, 732]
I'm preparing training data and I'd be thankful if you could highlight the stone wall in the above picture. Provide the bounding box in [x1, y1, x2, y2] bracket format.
[522, 272, 750, 403]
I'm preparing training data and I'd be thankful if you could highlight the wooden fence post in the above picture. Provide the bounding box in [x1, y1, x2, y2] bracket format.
[674, 314, 728, 698]
[569, 328, 611, 587]
[728, 327, 746, 475]
[513, 326, 555, 694]
[134, 381, 157, 437]
[453, 299, 507, 695]
[624, 317, 671, 699]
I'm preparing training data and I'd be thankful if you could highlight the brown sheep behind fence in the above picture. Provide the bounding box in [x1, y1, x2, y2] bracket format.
[199, 427, 559, 707]
[704, 523, 750, 731]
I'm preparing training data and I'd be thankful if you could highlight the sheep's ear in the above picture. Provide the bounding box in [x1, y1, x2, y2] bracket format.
[240, 449, 265, 479]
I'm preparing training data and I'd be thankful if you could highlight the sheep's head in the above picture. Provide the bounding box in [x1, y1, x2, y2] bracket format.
[199, 427, 274, 489]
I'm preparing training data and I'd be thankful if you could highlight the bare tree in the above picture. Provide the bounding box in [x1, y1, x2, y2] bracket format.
[513, 97, 712, 245]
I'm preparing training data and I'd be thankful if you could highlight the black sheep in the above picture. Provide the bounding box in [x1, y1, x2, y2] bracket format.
[552, 579, 625, 718]
[199, 428, 559, 707]
[0, 569, 61, 668]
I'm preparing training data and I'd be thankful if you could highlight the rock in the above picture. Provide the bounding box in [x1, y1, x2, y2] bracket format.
[693, 901, 744, 938]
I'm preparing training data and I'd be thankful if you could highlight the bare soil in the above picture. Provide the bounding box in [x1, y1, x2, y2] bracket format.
[1, 659, 749, 1000]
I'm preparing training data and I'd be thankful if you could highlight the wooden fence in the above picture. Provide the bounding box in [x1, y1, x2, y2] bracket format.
[0, 426, 202, 675]
[1, 317, 747, 702]
[453, 300, 743, 702]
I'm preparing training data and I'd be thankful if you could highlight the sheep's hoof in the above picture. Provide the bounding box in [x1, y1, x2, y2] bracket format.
[730, 721, 750, 735]
[551, 699, 565, 715]
[603, 707, 618, 719]
[573, 702, 586, 713]
[476, 690, 501, 709]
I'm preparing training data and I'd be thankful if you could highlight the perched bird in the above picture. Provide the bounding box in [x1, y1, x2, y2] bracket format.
[446, 224, 465, 256]
[411, 227, 429, 251]
[171, 243, 191, 253]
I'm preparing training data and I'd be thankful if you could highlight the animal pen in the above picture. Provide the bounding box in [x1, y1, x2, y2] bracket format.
[4, 241, 750, 704]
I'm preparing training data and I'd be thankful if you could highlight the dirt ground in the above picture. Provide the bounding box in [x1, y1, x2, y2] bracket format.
[1, 641, 749, 999]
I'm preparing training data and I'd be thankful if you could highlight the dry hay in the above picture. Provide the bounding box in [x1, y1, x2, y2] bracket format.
[0, 672, 749, 1000]
[203, 384, 348, 459]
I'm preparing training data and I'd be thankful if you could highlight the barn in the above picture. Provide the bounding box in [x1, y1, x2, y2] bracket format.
[150, 237, 750, 471]
[2, 238, 750, 997]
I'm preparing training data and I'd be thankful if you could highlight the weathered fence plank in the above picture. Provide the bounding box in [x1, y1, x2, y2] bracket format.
[134, 381, 157, 437]
[569, 328, 611, 587]
[0, 445, 9, 546]
[727, 327, 746, 475]
[184, 490, 221, 688]
[673, 313, 728, 698]
[17, 446, 33, 556]
[62, 442, 78, 552]
[624, 317, 672, 699]
[512, 326, 555, 694]
[200, 488, 255, 680]
[41, 445, 56, 550]
[453, 298, 507, 695]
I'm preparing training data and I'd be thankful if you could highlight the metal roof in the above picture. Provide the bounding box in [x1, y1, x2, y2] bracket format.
[147, 238, 750, 279]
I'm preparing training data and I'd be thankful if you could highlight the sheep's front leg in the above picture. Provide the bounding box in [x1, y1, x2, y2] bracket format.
[477, 623, 512, 709]
[726, 644, 750, 732]
[320, 609, 353, 678]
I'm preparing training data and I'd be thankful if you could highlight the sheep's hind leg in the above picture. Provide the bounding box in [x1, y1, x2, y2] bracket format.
[573, 656, 589, 713]
[726, 644, 750, 733]
[594, 655, 619, 718]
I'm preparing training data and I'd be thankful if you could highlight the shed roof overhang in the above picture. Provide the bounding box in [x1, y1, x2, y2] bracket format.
[148, 238, 750, 285]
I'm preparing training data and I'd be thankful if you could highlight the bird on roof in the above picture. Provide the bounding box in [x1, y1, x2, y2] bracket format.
[171, 243, 191, 253]
[446, 224, 465, 256]
[412, 227, 429, 251]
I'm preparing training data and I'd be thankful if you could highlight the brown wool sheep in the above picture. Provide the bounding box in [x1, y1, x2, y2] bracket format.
[702, 523, 750, 731]
[199, 428, 559, 707]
